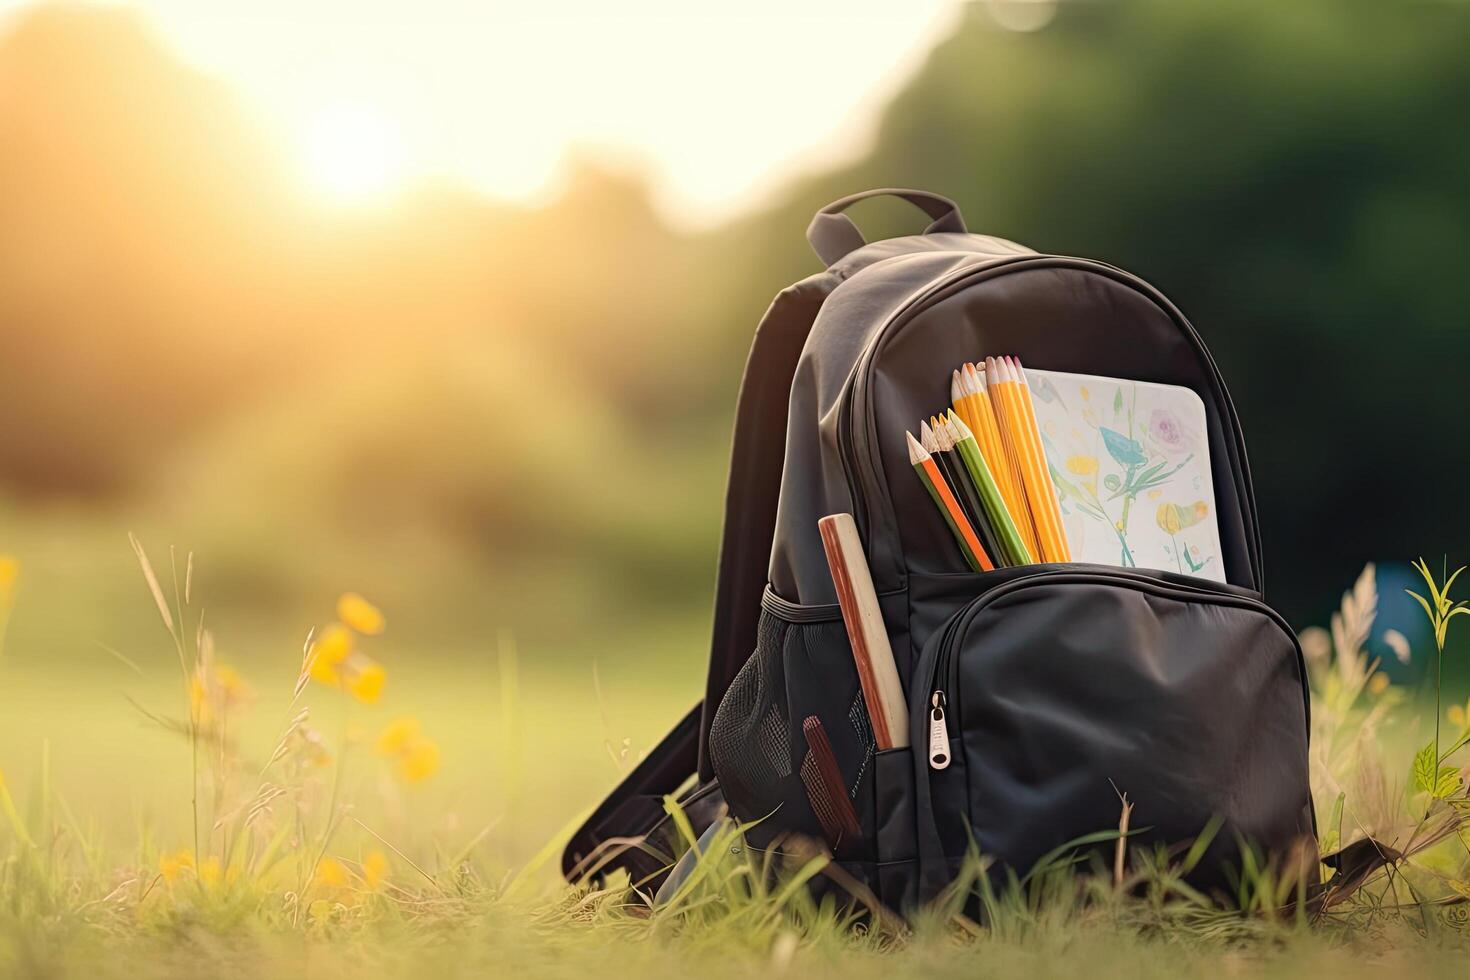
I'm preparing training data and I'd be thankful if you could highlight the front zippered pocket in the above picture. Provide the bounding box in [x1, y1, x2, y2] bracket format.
[921, 567, 1305, 739]
[909, 566, 1314, 897]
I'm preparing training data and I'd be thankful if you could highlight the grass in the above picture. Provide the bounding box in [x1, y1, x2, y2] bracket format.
[4, 550, 1470, 979]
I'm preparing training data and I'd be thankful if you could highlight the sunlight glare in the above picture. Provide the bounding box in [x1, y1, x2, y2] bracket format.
[297, 101, 408, 203]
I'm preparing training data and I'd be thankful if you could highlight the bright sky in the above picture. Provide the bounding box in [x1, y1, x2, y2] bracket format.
[0, 0, 968, 226]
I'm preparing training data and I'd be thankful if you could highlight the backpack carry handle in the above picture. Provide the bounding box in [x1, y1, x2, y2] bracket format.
[806, 188, 967, 266]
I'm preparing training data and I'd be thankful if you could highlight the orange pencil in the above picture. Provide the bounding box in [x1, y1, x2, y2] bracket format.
[1010, 357, 1071, 561]
[906, 431, 993, 572]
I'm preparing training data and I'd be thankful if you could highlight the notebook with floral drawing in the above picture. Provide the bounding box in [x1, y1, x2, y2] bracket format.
[1025, 368, 1226, 583]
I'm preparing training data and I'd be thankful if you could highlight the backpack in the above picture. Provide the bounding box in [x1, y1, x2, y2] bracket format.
[562, 188, 1315, 910]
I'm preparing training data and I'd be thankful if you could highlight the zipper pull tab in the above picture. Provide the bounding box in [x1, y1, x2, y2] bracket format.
[928, 691, 951, 770]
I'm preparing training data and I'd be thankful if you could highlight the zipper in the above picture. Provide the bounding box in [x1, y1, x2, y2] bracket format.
[920, 567, 1306, 770]
[927, 690, 951, 770]
[833, 255, 1262, 592]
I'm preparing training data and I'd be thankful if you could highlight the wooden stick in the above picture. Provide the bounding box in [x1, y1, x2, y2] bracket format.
[818, 514, 910, 749]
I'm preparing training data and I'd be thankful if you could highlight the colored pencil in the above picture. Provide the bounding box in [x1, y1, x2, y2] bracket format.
[908, 429, 992, 573]
[988, 356, 1066, 562]
[984, 356, 1046, 558]
[928, 414, 1004, 566]
[950, 369, 982, 443]
[946, 410, 1034, 566]
[1011, 357, 1071, 561]
[817, 514, 911, 749]
[963, 362, 1024, 523]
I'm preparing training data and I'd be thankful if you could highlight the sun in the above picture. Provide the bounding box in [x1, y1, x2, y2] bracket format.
[296, 101, 408, 203]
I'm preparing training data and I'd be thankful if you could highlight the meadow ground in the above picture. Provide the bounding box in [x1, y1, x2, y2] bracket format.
[3, 552, 1470, 979]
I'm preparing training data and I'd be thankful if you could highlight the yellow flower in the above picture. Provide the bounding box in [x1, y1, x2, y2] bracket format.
[337, 593, 385, 635]
[315, 856, 349, 889]
[1450, 702, 1467, 729]
[376, 716, 422, 755]
[0, 555, 17, 596]
[346, 660, 386, 704]
[159, 849, 194, 883]
[309, 624, 354, 686]
[189, 673, 212, 725]
[397, 739, 441, 783]
[1065, 455, 1098, 477]
[376, 717, 439, 782]
[1367, 673, 1390, 695]
[198, 857, 222, 888]
[362, 850, 390, 891]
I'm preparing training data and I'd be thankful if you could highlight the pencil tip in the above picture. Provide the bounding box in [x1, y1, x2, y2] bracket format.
[906, 430, 928, 462]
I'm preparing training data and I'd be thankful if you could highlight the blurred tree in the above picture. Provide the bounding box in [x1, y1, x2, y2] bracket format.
[3, 0, 1469, 634]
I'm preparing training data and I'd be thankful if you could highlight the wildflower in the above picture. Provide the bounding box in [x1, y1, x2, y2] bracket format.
[1065, 455, 1098, 477]
[189, 673, 211, 725]
[315, 857, 349, 889]
[190, 662, 253, 725]
[376, 716, 421, 755]
[159, 849, 195, 883]
[346, 661, 386, 704]
[198, 857, 222, 888]
[0, 556, 16, 655]
[362, 850, 390, 891]
[309, 624, 354, 685]
[337, 593, 385, 635]
[398, 739, 441, 782]
[376, 716, 441, 783]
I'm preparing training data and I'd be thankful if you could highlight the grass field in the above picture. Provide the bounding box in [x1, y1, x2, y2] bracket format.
[4, 550, 1470, 979]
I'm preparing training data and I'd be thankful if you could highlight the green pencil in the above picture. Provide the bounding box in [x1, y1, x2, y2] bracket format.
[946, 410, 1034, 566]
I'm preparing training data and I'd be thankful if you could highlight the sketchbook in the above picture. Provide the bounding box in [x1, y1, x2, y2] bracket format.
[1024, 368, 1226, 582]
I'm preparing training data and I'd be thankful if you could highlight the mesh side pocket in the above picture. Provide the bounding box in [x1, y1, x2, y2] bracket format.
[710, 602, 885, 859]
[709, 612, 791, 822]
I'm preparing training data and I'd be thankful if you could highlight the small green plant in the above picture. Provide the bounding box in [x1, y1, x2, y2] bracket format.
[1406, 557, 1470, 803]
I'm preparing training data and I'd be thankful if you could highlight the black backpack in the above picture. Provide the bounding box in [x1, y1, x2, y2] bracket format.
[563, 189, 1314, 909]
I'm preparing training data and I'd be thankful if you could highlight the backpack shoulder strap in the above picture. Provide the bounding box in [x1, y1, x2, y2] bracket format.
[561, 271, 835, 885]
[562, 189, 967, 884]
[698, 271, 836, 778]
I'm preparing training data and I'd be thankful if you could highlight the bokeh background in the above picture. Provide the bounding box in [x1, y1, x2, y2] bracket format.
[1, 0, 1466, 862]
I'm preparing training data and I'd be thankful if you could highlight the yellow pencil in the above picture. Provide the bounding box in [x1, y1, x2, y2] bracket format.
[983, 357, 1044, 560]
[987, 356, 1066, 562]
[964, 362, 1028, 542]
[1010, 357, 1071, 561]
